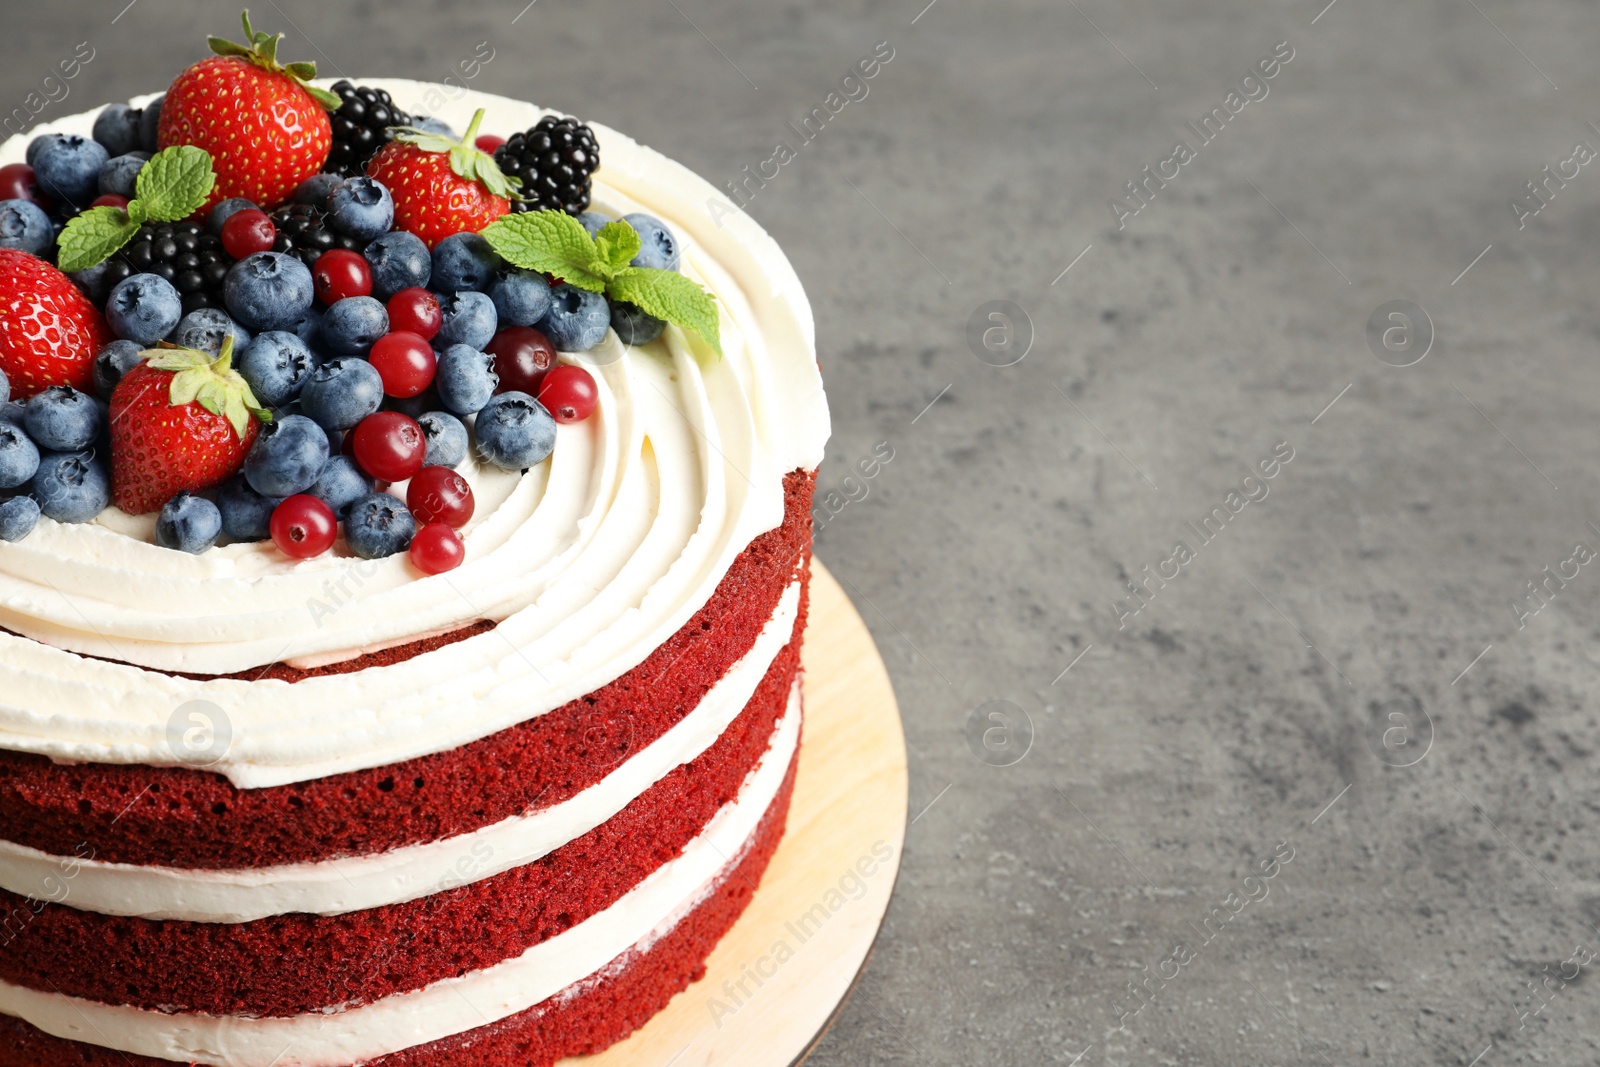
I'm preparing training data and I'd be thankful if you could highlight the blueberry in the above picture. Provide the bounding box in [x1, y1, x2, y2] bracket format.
[345, 491, 415, 559]
[436, 291, 496, 350]
[217, 477, 282, 542]
[0, 496, 40, 542]
[26, 134, 60, 169]
[538, 284, 610, 352]
[577, 211, 609, 236]
[475, 391, 556, 470]
[106, 273, 183, 345]
[33, 135, 109, 209]
[291, 173, 343, 212]
[31, 450, 110, 523]
[97, 152, 148, 199]
[490, 271, 552, 328]
[288, 305, 324, 353]
[70, 261, 114, 305]
[24, 387, 99, 452]
[431, 232, 503, 293]
[138, 95, 163, 153]
[622, 213, 680, 271]
[419, 410, 468, 468]
[244, 413, 329, 498]
[155, 492, 222, 553]
[0, 402, 23, 428]
[92, 340, 145, 399]
[309, 455, 371, 519]
[364, 230, 431, 300]
[0, 199, 54, 257]
[385, 389, 440, 421]
[300, 357, 383, 431]
[225, 252, 315, 333]
[328, 177, 394, 243]
[207, 197, 259, 237]
[321, 296, 388, 355]
[0, 367, 8, 407]
[172, 308, 251, 356]
[435, 344, 498, 416]
[411, 116, 456, 138]
[92, 104, 144, 157]
[238, 331, 315, 408]
[0, 422, 40, 490]
[609, 300, 665, 346]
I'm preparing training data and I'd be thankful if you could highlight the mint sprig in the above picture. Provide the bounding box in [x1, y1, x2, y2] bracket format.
[56, 146, 217, 274]
[481, 211, 722, 356]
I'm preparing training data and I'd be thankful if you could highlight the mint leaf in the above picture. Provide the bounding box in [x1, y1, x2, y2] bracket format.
[594, 221, 641, 274]
[608, 267, 722, 356]
[56, 207, 142, 273]
[135, 146, 216, 223]
[480, 211, 608, 292]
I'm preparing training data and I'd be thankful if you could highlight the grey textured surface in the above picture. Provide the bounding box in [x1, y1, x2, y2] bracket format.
[7, 1, 1600, 1064]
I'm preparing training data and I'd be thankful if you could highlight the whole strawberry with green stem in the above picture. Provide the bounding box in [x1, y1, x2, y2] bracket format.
[109, 336, 269, 515]
[158, 9, 339, 213]
[0, 249, 110, 399]
[368, 108, 520, 248]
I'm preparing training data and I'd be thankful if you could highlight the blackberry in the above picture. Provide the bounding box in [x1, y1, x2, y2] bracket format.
[324, 81, 411, 179]
[269, 202, 363, 268]
[495, 116, 600, 215]
[101, 222, 232, 315]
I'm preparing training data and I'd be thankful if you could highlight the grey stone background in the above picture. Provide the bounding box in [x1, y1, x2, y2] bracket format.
[7, 0, 1600, 1064]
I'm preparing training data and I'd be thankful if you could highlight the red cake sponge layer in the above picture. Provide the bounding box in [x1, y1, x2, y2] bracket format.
[0, 746, 798, 1067]
[0, 471, 814, 870]
[0, 622, 803, 1018]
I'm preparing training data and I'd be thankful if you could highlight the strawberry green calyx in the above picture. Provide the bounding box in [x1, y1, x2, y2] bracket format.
[390, 108, 523, 200]
[209, 9, 341, 109]
[145, 336, 271, 439]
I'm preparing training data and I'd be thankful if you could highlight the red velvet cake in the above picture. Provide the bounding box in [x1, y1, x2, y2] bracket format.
[0, 21, 828, 1067]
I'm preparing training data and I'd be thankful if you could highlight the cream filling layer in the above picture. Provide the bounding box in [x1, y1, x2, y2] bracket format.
[0, 684, 800, 1066]
[0, 581, 800, 922]
[0, 79, 828, 789]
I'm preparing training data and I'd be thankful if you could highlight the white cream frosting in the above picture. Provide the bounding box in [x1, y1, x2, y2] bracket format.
[0, 684, 801, 1066]
[0, 581, 800, 922]
[0, 80, 828, 789]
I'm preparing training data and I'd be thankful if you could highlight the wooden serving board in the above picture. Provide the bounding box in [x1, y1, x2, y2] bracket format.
[563, 560, 909, 1067]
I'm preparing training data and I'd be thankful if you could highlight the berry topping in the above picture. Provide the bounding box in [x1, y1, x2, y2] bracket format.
[269, 201, 364, 268]
[33, 450, 111, 523]
[369, 331, 437, 398]
[0, 163, 49, 210]
[91, 194, 131, 211]
[312, 248, 373, 305]
[324, 82, 411, 179]
[24, 386, 100, 451]
[243, 412, 329, 498]
[366, 108, 519, 248]
[537, 364, 598, 424]
[223, 251, 315, 333]
[474, 134, 506, 155]
[220, 208, 277, 260]
[0, 248, 111, 398]
[407, 465, 475, 528]
[101, 221, 235, 316]
[270, 493, 337, 559]
[418, 410, 468, 468]
[0, 496, 41, 542]
[345, 490, 415, 559]
[364, 230, 431, 299]
[155, 491, 223, 553]
[436, 344, 499, 416]
[351, 410, 426, 482]
[301, 356, 383, 430]
[327, 176, 394, 243]
[495, 115, 600, 216]
[386, 287, 441, 339]
[106, 273, 183, 346]
[474, 391, 556, 471]
[409, 521, 465, 574]
[486, 325, 556, 395]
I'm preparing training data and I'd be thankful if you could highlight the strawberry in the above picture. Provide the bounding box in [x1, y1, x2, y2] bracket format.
[0, 249, 110, 399]
[158, 11, 339, 213]
[109, 337, 268, 515]
[368, 109, 520, 248]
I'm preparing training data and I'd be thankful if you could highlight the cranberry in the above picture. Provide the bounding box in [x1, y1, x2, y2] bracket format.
[221, 208, 278, 260]
[537, 365, 599, 423]
[407, 466, 475, 528]
[486, 326, 557, 395]
[270, 495, 338, 559]
[368, 331, 438, 398]
[0, 163, 48, 209]
[312, 248, 373, 305]
[475, 134, 507, 154]
[409, 522, 465, 575]
[351, 411, 426, 483]
[386, 287, 442, 340]
[90, 194, 130, 210]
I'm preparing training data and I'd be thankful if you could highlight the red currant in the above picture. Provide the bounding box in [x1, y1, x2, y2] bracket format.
[407, 466, 476, 528]
[368, 331, 438, 398]
[0, 163, 48, 209]
[537, 365, 599, 423]
[90, 194, 129, 210]
[475, 134, 507, 154]
[409, 522, 465, 575]
[270, 495, 338, 559]
[312, 249, 373, 305]
[386, 287, 442, 340]
[351, 411, 426, 483]
[221, 208, 277, 260]
[486, 326, 557, 395]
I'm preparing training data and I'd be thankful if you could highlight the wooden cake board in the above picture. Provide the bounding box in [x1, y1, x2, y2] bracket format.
[562, 560, 909, 1067]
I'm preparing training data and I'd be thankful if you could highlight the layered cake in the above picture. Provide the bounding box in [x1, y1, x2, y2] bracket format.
[0, 14, 827, 1066]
